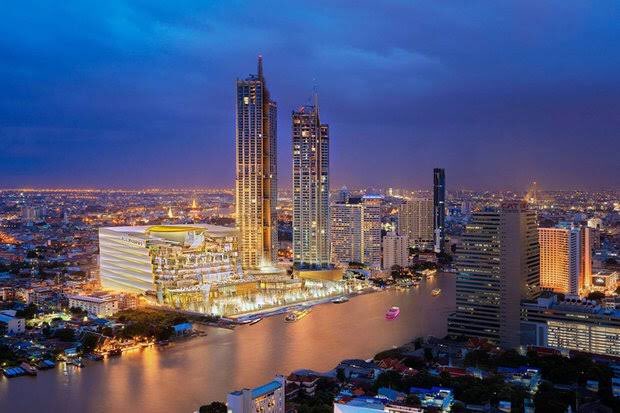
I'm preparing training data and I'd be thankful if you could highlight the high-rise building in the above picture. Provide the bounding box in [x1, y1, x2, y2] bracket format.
[330, 195, 382, 269]
[448, 202, 539, 348]
[235, 56, 278, 270]
[539, 224, 592, 295]
[334, 186, 350, 204]
[397, 198, 434, 249]
[331, 202, 363, 266]
[292, 100, 330, 269]
[433, 168, 446, 253]
[361, 195, 383, 270]
[382, 233, 409, 269]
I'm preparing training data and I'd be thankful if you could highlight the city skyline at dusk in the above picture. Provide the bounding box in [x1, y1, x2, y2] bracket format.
[1, 1, 619, 191]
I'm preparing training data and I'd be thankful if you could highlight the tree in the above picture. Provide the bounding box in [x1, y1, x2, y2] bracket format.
[587, 291, 606, 301]
[69, 306, 87, 316]
[404, 394, 420, 407]
[199, 402, 227, 413]
[16, 303, 38, 319]
[336, 368, 346, 383]
[533, 382, 574, 413]
[81, 333, 100, 353]
[373, 370, 404, 391]
[54, 328, 76, 342]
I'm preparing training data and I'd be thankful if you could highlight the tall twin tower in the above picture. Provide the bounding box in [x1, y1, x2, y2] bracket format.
[235, 56, 330, 271]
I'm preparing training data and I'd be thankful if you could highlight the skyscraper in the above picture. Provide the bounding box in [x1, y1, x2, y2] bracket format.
[433, 168, 446, 253]
[235, 56, 278, 270]
[539, 224, 592, 295]
[448, 201, 539, 348]
[330, 195, 382, 269]
[292, 99, 330, 269]
[382, 232, 409, 269]
[398, 198, 434, 249]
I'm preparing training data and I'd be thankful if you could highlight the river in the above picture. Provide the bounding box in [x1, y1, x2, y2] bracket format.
[0, 275, 455, 413]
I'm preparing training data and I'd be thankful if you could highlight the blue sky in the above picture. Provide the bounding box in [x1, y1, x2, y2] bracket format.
[1, 1, 619, 190]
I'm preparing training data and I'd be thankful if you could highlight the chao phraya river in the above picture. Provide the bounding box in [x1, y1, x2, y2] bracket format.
[0, 275, 455, 413]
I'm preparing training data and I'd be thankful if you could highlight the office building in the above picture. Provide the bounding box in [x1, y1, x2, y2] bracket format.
[292, 100, 330, 269]
[227, 376, 285, 413]
[236, 56, 278, 270]
[382, 233, 409, 269]
[521, 295, 620, 357]
[539, 224, 592, 295]
[433, 168, 446, 253]
[99, 224, 238, 308]
[448, 202, 539, 348]
[397, 198, 433, 249]
[331, 195, 382, 269]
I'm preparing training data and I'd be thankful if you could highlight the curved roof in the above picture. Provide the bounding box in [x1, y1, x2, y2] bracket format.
[146, 225, 204, 233]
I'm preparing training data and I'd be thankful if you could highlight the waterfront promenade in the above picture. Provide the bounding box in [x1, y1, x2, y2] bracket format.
[0, 275, 455, 413]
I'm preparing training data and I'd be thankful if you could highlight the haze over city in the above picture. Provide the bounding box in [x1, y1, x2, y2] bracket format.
[1, 1, 619, 190]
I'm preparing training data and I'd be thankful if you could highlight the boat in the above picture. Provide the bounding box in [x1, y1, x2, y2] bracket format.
[20, 362, 37, 376]
[37, 359, 56, 370]
[68, 358, 86, 368]
[331, 296, 349, 304]
[86, 353, 104, 361]
[248, 317, 263, 325]
[285, 308, 311, 322]
[385, 306, 400, 320]
[432, 288, 441, 296]
[2, 367, 26, 378]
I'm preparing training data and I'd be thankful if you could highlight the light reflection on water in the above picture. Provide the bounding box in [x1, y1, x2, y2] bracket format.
[0, 275, 455, 413]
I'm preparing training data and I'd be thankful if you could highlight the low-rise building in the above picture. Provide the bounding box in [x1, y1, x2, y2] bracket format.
[334, 396, 423, 413]
[67, 294, 119, 317]
[408, 387, 454, 412]
[0, 310, 25, 334]
[589, 270, 618, 294]
[227, 376, 285, 413]
[286, 373, 320, 396]
[496, 366, 540, 393]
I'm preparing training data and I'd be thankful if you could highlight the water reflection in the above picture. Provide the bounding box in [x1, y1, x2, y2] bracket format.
[0, 275, 455, 413]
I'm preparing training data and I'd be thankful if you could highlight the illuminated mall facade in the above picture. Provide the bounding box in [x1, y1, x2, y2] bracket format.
[99, 225, 239, 308]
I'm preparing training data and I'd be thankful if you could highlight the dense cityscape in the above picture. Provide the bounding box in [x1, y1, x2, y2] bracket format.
[2, 2, 620, 413]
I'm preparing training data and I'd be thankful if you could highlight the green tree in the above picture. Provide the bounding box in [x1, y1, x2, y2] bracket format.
[16, 303, 38, 319]
[81, 333, 100, 353]
[336, 368, 346, 383]
[587, 291, 606, 301]
[373, 370, 404, 391]
[199, 401, 227, 413]
[54, 328, 76, 342]
[533, 382, 574, 413]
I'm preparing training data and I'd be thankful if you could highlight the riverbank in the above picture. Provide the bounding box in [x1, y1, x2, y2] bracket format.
[0, 276, 455, 413]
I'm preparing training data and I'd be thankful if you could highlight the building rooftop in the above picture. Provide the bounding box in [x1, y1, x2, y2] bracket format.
[101, 223, 236, 235]
[251, 379, 283, 399]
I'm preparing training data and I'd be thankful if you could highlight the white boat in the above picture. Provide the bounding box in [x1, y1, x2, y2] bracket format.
[331, 296, 350, 304]
[432, 288, 441, 296]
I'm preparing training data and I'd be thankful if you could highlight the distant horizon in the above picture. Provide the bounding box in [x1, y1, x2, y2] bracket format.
[0, 185, 618, 193]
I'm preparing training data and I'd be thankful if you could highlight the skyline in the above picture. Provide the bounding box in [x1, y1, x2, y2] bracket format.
[1, 1, 620, 191]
